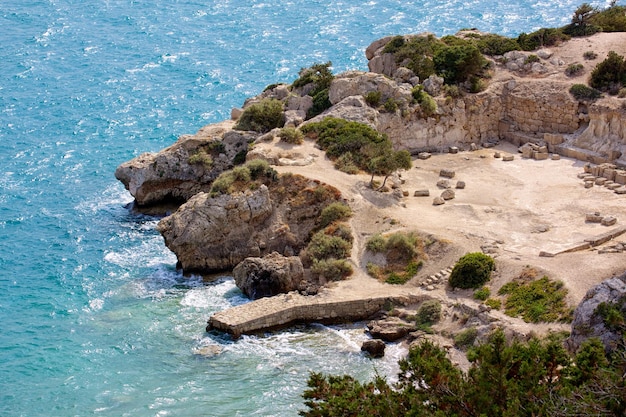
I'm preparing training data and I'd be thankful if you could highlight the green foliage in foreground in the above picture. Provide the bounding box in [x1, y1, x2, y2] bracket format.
[498, 276, 571, 323]
[569, 83, 602, 100]
[448, 252, 495, 289]
[301, 329, 626, 417]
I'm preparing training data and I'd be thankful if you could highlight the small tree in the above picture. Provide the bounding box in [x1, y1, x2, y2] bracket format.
[448, 252, 495, 289]
[589, 51, 626, 92]
[367, 149, 412, 189]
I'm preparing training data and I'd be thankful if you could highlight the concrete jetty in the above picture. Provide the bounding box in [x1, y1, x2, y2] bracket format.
[207, 289, 422, 338]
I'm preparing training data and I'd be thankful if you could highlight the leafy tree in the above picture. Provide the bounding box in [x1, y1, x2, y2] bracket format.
[589, 50, 626, 92]
[367, 149, 412, 189]
[433, 43, 487, 85]
[564, 3, 600, 36]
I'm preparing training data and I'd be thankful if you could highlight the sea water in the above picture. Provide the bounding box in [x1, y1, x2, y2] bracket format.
[0, 0, 606, 415]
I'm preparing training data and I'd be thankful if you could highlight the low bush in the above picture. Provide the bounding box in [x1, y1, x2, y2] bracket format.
[364, 91, 382, 106]
[454, 327, 478, 350]
[589, 51, 626, 92]
[583, 50, 598, 60]
[334, 153, 360, 175]
[412, 86, 438, 116]
[474, 33, 520, 56]
[448, 252, 495, 289]
[365, 234, 386, 253]
[311, 259, 353, 281]
[517, 28, 569, 51]
[524, 54, 540, 65]
[234, 98, 285, 133]
[278, 127, 304, 144]
[569, 83, 602, 101]
[416, 300, 442, 328]
[318, 202, 352, 228]
[473, 286, 491, 301]
[188, 149, 213, 168]
[383, 98, 399, 113]
[485, 298, 502, 310]
[498, 276, 571, 323]
[565, 63, 584, 76]
[306, 230, 352, 262]
[209, 159, 277, 196]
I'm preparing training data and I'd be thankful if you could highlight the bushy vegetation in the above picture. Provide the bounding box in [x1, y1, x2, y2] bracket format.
[365, 232, 428, 284]
[311, 258, 352, 281]
[589, 50, 626, 93]
[473, 286, 490, 301]
[301, 117, 411, 185]
[292, 62, 334, 119]
[234, 98, 285, 133]
[411, 85, 437, 116]
[300, 328, 626, 417]
[278, 127, 304, 144]
[318, 202, 352, 228]
[209, 159, 277, 196]
[498, 275, 571, 323]
[364, 90, 382, 106]
[517, 27, 570, 51]
[448, 252, 495, 289]
[453, 326, 478, 350]
[188, 149, 213, 168]
[565, 62, 584, 76]
[569, 83, 602, 101]
[416, 300, 442, 331]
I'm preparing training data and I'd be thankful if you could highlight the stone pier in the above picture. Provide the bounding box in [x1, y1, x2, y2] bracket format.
[207, 290, 421, 338]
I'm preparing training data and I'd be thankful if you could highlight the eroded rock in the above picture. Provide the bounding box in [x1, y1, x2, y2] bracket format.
[233, 252, 305, 299]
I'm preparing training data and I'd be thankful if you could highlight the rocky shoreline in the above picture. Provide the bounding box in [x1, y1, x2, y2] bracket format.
[116, 31, 626, 356]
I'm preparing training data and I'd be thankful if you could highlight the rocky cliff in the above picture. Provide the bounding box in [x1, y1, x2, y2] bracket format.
[156, 174, 344, 274]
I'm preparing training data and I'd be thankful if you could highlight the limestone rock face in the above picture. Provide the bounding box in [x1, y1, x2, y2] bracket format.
[571, 104, 626, 163]
[308, 95, 379, 129]
[567, 272, 626, 353]
[328, 71, 412, 108]
[156, 176, 343, 273]
[115, 121, 256, 207]
[233, 252, 304, 299]
[367, 317, 416, 342]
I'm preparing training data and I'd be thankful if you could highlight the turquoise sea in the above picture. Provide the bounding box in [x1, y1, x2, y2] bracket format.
[0, 1, 609, 415]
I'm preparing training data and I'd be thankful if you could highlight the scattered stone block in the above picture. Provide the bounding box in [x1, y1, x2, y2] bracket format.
[551, 154, 560, 160]
[502, 155, 514, 161]
[602, 216, 617, 226]
[539, 251, 555, 257]
[470, 143, 478, 151]
[615, 187, 626, 194]
[433, 196, 445, 206]
[595, 177, 607, 186]
[538, 146, 548, 154]
[603, 169, 616, 181]
[402, 190, 409, 197]
[584, 181, 594, 188]
[578, 172, 589, 179]
[441, 189, 455, 200]
[449, 146, 459, 154]
[418, 152, 432, 160]
[414, 189, 430, 197]
[494, 152, 501, 158]
[455, 180, 466, 189]
[440, 168, 455, 178]
[586, 212, 603, 223]
[608, 183, 622, 190]
[521, 146, 534, 159]
[535, 152, 549, 160]
[615, 172, 626, 185]
[436, 179, 451, 189]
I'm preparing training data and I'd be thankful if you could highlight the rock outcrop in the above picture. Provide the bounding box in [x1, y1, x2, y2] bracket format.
[115, 121, 257, 207]
[156, 175, 344, 273]
[567, 272, 626, 353]
[233, 252, 305, 300]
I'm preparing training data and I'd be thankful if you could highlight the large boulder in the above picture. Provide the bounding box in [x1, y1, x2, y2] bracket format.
[361, 339, 386, 358]
[115, 121, 257, 207]
[233, 252, 304, 299]
[567, 272, 626, 353]
[157, 175, 344, 273]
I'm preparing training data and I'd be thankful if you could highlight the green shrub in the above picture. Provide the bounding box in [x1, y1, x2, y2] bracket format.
[334, 153, 360, 174]
[385, 232, 418, 261]
[517, 28, 569, 51]
[234, 98, 285, 133]
[589, 4, 626, 32]
[498, 276, 570, 323]
[327, 223, 353, 243]
[583, 50, 598, 60]
[433, 43, 488, 84]
[485, 298, 502, 310]
[292, 61, 334, 91]
[307, 87, 332, 119]
[188, 149, 213, 168]
[383, 98, 399, 113]
[473, 286, 491, 301]
[364, 91, 382, 106]
[454, 327, 478, 350]
[311, 259, 353, 281]
[318, 202, 352, 228]
[565, 63, 584, 76]
[365, 234, 386, 253]
[569, 83, 602, 101]
[448, 252, 495, 289]
[301, 117, 391, 171]
[306, 231, 352, 261]
[382, 35, 406, 54]
[524, 54, 540, 65]
[442, 84, 462, 99]
[278, 127, 304, 144]
[231, 165, 251, 182]
[210, 172, 235, 195]
[594, 298, 625, 330]
[589, 51, 626, 92]
[233, 150, 248, 165]
[246, 158, 274, 180]
[474, 33, 520, 56]
[412, 86, 438, 116]
[416, 300, 442, 327]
